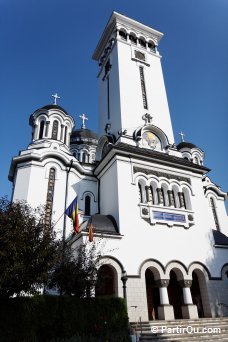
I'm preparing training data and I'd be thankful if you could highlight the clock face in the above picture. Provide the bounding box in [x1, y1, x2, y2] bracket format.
[142, 131, 161, 150]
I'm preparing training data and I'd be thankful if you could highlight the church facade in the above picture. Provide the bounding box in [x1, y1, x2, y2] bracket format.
[9, 12, 228, 322]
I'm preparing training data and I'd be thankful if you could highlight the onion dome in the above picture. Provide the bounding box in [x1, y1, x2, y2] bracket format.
[176, 142, 197, 150]
[70, 128, 98, 146]
[176, 141, 204, 165]
[40, 104, 69, 115]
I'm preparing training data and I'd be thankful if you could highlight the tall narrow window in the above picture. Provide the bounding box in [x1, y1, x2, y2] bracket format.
[52, 120, 59, 140]
[85, 195, 91, 216]
[64, 126, 68, 144]
[45, 168, 55, 228]
[138, 183, 143, 203]
[210, 198, 220, 231]
[139, 66, 148, 109]
[39, 121, 45, 139]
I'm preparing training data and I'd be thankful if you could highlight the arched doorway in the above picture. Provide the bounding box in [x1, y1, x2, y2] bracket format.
[168, 270, 183, 319]
[145, 269, 160, 320]
[95, 265, 116, 297]
[191, 271, 204, 318]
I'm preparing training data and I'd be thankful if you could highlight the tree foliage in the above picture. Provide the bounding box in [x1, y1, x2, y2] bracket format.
[0, 197, 58, 298]
[49, 241, 103, 297]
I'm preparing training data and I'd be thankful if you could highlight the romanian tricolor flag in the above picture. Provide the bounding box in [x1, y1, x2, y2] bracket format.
[65, 196, 79, 234]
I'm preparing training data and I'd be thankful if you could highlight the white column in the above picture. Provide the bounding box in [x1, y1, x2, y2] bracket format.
[159, 286, 169, 305]
[183, 286, 193, 305]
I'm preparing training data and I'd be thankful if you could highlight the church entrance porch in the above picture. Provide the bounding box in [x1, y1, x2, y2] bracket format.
[167, 270, 183, 319]
[191, 271, 204, 317]
[145, 269, 160, 320]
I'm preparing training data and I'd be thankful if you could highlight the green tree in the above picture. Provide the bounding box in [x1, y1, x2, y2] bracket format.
[0, 197, 58, 298]
[49, 241, 103, 297]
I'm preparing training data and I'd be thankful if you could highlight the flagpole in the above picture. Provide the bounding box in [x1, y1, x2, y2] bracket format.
[62, 159, 73, 253]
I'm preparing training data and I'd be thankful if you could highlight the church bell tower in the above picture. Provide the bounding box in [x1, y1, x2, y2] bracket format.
[93, 11, 174, 145]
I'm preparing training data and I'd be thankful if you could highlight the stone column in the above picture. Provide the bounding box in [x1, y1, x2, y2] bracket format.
[156, 279, 174, 320]
[168, 190, 175, 207]
[157, 188, 164, 205]
[178, 192, 186, 208]
[145, 186, 152, 203]
[179, 280, 198, 319]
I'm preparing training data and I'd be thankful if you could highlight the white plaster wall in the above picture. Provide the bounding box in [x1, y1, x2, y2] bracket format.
[98, 40, 174, 144]
[98, 157, 227, 280]
[99, 160, 119, 225]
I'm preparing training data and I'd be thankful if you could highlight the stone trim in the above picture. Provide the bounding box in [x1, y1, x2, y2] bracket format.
[133, 166, 191, 184]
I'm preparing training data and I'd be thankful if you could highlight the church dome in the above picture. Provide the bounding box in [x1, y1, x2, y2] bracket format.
[70, 128, 98, 145]
[40, 104, 69, 115]
[176, 142, 197, 150]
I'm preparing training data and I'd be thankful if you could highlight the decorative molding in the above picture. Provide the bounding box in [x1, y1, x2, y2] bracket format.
[179, 280, 192, 288]
[133, 166, 191, 184]
[156, 279, 169, 287]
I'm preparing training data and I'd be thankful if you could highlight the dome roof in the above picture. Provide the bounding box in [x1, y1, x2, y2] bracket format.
[80, 214, 119, 235]
[70, 128, 98, 145]
[40, 104, 69, 115]
[176, 142, 197, 150]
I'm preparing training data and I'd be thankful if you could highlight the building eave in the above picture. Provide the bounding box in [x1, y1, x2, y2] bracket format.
[92, 11, 163, 61]
[94, 143, 210, 176]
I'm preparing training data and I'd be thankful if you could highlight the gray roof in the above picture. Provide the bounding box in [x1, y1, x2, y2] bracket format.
[81, 214, 119, 235]
[41, 104, 69, 115]
[70, 129, 98, 145]
[212, 229, 228, 246]
[176, 142, 197, 150]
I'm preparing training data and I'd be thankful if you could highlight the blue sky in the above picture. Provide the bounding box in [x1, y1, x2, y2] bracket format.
[1, 0, 227, 201]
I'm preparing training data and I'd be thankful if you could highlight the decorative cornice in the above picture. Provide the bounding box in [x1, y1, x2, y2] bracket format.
[133, 166, 191, 184]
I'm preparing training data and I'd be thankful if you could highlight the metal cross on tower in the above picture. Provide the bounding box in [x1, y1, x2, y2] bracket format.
[142, 113, 153, 125]
[52, 93, 60, 105]
[79, 113, 88, 129]
[179, 131, 185, 142]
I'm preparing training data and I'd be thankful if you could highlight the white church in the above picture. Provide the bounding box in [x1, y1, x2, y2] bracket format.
[9, 12, 228, 322]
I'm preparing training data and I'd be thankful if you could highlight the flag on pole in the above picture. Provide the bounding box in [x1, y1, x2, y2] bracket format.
[89, 223, 94, 242]
[65, 196, 79, 234]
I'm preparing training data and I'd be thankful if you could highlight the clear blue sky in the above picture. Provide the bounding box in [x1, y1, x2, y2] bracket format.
[1, 0, 227, 201]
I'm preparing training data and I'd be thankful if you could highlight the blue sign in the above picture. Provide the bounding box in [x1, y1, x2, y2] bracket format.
[153, 211, 186, 222]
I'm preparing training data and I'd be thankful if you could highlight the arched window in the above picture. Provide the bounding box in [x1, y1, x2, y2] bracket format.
[150, 181, 158, 205]
[182, 188, 192, 210]
[148, 41, 156, 52]
[52, 120, 59, 140]
[85, 195, 91, 216]
[172, 185, 180, 208]
[45, 168, 55, 228]
[161, 184, 169, 206]
[119, 29, 127, 40]
[129, 33, 137, 44]
[138, 37, 146, 48]
[210, 197, 220, 231]
[138, 183, 143, 203]
[138, 181, 147, 203]
[39, 120, 45, 139]
[64, 126, 68, 144]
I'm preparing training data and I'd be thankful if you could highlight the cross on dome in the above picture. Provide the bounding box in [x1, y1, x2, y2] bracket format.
[179, 131, 185, 142]
[79, 113, 88, 129]
[52, 93, 60, 105]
